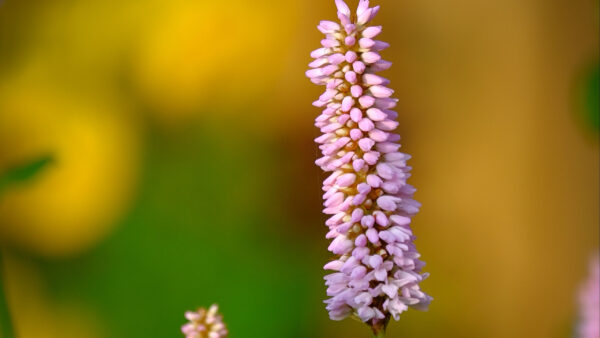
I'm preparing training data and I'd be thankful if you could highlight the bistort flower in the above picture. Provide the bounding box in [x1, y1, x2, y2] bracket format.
[306, 0, 432, 334]
[578, 253, 599, 338]
[181, 304, 228, 338]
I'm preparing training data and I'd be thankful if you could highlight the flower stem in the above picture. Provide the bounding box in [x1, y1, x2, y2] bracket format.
[372, 329, 386, 338]
[371, 317, 389, 338]
[0, 248, 15, 338]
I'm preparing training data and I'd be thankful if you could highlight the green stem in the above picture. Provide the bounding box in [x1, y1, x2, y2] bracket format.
[370, 317, 389, 338]
[372, 329, 386, 338]
[0, 249, 14, 338]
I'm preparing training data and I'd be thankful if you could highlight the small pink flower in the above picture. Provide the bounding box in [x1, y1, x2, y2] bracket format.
[306, 0, 431, 333]
[181, 304, 228, 338]
[578, 253, 599, 338]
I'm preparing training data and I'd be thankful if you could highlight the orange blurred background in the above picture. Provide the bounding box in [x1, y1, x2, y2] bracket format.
[0, 0, 598, 337]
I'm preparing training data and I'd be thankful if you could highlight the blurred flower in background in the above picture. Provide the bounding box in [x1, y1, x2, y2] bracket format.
[0, 0, 597, 337]
[0, 75, 140, 257]
[181, 304, 228, 338]
[577, 253, 599, 338]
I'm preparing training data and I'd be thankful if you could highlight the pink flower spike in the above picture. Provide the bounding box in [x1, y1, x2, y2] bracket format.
[306, 1, 431, 332]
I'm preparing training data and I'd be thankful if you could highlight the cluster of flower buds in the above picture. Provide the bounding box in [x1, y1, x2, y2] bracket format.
[181, 304, 228, 338]
[306, 0, 432, 330]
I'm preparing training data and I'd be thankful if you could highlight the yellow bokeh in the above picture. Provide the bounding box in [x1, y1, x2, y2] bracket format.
[1, 252, 104, 338]
[0, 69, 140, 258]
[131, 0, 296, 125]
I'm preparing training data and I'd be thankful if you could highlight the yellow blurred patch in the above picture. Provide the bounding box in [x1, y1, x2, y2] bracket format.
[0, 71, 140, 258]
[1, 253, 105, 338]
[131, 0, 295, 125]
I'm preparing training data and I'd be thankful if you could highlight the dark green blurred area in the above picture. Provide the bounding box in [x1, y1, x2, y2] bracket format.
[28, 121, 325, 337]
[583, 64, 599, 132]
[0, 156, 54, 194]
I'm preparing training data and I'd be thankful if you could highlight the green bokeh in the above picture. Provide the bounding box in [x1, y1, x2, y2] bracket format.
[0, 155, 53, 194]
[29, 119, 325, 337]
[584, 64, 599, 132]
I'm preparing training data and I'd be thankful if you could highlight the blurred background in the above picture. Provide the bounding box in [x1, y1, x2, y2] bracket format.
[0, 0, 598, 337]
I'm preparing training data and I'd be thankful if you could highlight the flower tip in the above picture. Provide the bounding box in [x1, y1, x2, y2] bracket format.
[357, 0, 370, 16]
[370, 5, 381, 20]
[335, 0, 351, 16]
[356, 8, 373, 25]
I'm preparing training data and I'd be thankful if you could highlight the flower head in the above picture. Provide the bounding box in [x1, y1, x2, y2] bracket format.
[306, 0, 432, 332]
[181, 304, 228, 338]
[578, 253, 599, 338]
